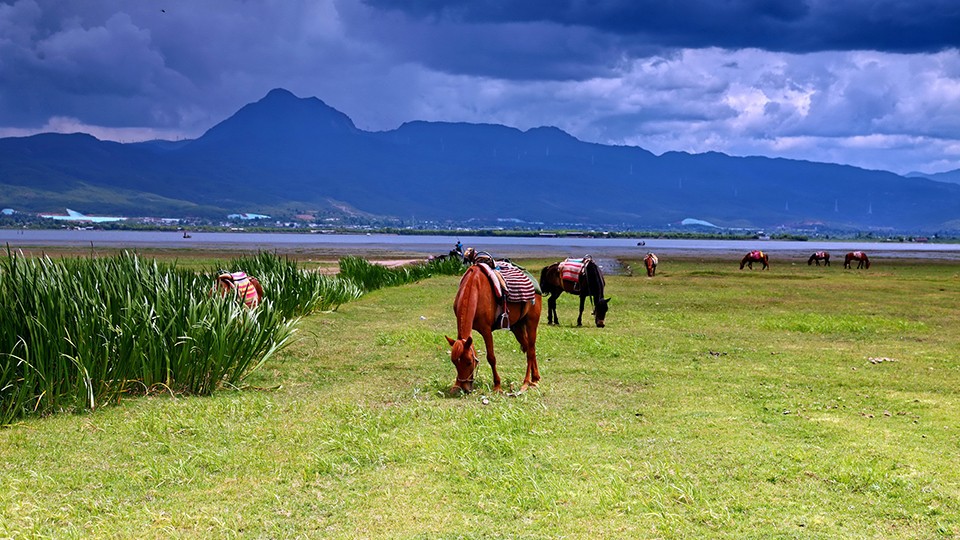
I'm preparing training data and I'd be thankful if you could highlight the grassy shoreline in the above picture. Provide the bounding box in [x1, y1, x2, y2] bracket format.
[2, 255, 959, 537]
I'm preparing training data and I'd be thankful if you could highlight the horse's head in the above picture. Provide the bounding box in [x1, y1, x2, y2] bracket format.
[594, 297, 610, 328]
[445, 335, 478, 394]
[213, 273, 234, 297]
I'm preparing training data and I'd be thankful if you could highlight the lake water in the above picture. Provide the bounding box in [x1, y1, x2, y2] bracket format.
[2, 229, 959, 260]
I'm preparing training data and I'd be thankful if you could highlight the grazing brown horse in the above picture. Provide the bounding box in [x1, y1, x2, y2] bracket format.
[740, 250, 769, 270]
[215, 271, 264, 308]
[644, 252, 659, 277]
[446, 264, 542, 394]
[808, 251, 830, 266]
[540, 257, 609, 327]
[844, 251, 870, 269]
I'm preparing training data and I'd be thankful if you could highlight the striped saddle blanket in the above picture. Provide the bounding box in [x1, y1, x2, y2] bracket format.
[219, 271, 260, 308]
[749, 250, 764, 259]
[477, 261, 540, 303]
[559, 258, 586, 284]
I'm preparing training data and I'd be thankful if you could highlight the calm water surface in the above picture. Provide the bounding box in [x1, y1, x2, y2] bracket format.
[2, 229, 959, 259]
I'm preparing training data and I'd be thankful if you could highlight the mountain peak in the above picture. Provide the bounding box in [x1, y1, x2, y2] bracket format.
[263, 88, 297, 100]
[194, 88, 358, 147]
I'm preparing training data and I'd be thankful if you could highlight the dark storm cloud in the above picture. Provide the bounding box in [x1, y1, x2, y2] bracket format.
[0, 0, 958, 174]
[0, 0, 369, 132]
[363, 0, 960, 54]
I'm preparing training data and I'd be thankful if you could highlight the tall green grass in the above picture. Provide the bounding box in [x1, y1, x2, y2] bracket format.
[0, 251, 296, 424]
[337, 255, 465, 292]
[0, 251, 464, 425]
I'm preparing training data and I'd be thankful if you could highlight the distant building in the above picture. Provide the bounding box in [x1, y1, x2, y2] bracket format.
[680, 218, 720, 228]
[227, 213, 271, 220]
[38, 208, 126, 223]
[1, 208, 14, 216]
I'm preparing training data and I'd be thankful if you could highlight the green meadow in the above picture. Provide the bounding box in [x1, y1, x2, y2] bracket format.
[2, 255, 960, 538]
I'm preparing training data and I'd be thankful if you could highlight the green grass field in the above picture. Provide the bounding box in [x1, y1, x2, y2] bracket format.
[2, 256, 959, 538]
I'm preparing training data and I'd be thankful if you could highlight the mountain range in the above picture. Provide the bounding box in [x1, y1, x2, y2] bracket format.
[3, 88, 960, 231]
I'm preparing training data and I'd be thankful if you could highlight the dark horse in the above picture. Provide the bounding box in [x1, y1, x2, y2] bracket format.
[740, 250, 769, 270]
[446, 264, 542, 394]
[844, 251, 870, 269]
[808, 251, 830, 266]
[644, 252, 658, 277]
[540, 257, 609, 327]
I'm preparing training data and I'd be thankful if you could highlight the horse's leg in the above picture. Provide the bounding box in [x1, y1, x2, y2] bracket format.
[480, 329, 502, 393]
[577, 294, 586, 326]
[547, 291, 559, 325]
[512, 319, 540, 391]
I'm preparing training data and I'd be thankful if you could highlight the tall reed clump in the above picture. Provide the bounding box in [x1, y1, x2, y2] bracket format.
[0, 250, 296, 424]
[337, 255, 465, 293]
[225, 251, 363, 316]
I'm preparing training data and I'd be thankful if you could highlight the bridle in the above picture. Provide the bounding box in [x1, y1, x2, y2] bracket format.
[454, 340, 478, 385]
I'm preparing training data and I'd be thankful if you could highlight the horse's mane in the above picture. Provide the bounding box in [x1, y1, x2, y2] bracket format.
[454, 265, 485, 339]
[585, 259, 605, 299]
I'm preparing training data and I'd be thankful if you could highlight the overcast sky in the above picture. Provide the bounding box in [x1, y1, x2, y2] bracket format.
[2, 0, 959, 174]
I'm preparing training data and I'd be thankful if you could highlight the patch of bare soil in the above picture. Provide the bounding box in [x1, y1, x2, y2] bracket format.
[370, 259, 422, 268]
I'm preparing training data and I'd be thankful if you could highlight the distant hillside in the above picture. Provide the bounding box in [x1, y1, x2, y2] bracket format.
[3, 88, 960, 231]
[907, 169, 960, 186]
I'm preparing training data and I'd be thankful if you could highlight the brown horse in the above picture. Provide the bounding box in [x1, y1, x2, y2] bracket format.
[540, 257, 609, 327]
[740, 250, 769, 270]
[644, 252, 658, 277]
[214, 271, 264, 308]
[446, 264, 542, 394]
[844, 251, 870, 269]
[808, 251, 830, 266]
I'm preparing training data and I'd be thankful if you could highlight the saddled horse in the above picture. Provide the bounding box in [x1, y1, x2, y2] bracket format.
[214, 271, 264, 308]
[540, 257, 609, 327]
[446, 263, 541, 394]
[808, 251, 830, 266]
[740, 250, 769, 270]
[644, 252, 659, 277]
[844, 251, 870, 269]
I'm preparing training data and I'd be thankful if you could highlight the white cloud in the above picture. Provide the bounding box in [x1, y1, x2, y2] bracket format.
[0, 117, 196, 142]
